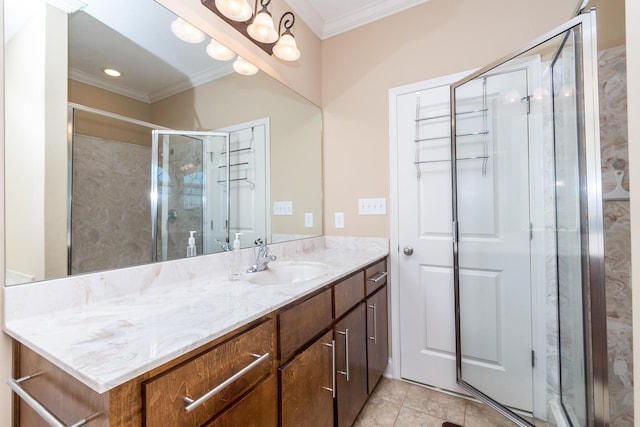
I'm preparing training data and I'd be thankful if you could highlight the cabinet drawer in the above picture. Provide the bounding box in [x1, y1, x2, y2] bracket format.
[365, 259, 388, 295]
[278, 288, 332, 360]
[334, 272, 365, 319]
[203, 375, 277, 427]
[144, 318, 275, 427]
[14, 345, 108, 427]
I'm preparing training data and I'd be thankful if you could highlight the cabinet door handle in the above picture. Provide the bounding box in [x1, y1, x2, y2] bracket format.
[336, 328, 350, 381]
[368, 303, 377, 344]
[367, 271, 388, 284]
[7, 372, 101, 427]
[321, 340, 336, 398]
[183, 352, 270, 413]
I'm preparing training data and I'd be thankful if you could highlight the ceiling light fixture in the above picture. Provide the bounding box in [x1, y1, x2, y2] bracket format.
[202, 0, 301, 62]
[206, 38, 236, 61]
[232, 56, 259, 75]
[103, 68, 122, 77]
[171, 17, 206, 44]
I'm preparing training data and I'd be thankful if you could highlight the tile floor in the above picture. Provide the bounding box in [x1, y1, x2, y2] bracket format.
[355, 377, 530, 427]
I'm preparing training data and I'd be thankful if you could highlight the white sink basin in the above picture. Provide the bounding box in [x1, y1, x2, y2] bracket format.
[247, 261, 330, 286]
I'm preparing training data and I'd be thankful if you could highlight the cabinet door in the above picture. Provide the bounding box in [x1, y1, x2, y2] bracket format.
[366, 285, 389, 394]
[335, 303, 368, 427]
[280, 330, 334, 427]
[203, 375, 277, 427]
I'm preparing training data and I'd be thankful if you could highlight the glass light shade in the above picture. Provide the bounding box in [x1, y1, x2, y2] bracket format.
[214, 0, 252, 22]
[233, 56, 259, 75]
[171, 18, 205, 44]
[247, 10, 278, 43]
[273, 33, 300, 61]
[206, 39, 236, 61]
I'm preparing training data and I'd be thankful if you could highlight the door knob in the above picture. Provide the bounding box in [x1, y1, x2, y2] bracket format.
[403, 246, 414, 256]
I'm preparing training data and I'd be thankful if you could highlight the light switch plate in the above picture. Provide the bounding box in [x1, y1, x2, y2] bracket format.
[335, 212, 345, 228]
[274, 201, 293, 215]
[304, 212, 313, 228]
[358, 198, 386, 215]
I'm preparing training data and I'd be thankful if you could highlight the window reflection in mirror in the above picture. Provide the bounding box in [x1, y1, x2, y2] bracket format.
[4, 0, 322, 286]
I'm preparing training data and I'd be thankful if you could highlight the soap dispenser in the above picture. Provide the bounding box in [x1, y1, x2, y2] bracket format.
[187, 231, 197, 257]
[230, 233, 243, 281]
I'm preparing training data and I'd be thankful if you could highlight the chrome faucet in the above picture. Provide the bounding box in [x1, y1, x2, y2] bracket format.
[247, 241, 276, 273]
[214, 238, 231, 252]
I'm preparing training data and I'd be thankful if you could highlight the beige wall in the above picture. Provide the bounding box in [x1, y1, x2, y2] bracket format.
[626, 0, 640, 418]
[69, 80, 155, 147]
[321, 0, 579, 237]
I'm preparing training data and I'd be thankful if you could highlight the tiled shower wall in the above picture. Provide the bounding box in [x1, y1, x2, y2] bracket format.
[72, 135, 152, 274]
[599, 45, 633, 426]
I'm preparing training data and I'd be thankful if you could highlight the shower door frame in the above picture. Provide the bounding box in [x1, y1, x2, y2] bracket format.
[450, 10, 607, 426]
[150, 130, 230, 263]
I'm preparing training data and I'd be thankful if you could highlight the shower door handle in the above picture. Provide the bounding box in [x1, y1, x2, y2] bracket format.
[403, 246, 413, 256]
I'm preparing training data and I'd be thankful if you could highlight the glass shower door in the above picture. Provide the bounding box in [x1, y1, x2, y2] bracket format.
[451, 10, 606, 426]
[151, 130, 229, 262]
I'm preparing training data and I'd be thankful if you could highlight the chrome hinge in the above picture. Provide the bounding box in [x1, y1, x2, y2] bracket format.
[532, 350, 535, 368]
[452, 221, 459, 244]
[529, 222, 533, 241]
[522, 95, 531, 115]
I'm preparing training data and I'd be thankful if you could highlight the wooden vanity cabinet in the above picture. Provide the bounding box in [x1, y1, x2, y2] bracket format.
[13, 316, 277, 427]
[12, 257, 389, 427]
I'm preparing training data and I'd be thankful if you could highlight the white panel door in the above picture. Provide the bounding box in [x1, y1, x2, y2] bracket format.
[396, 78, 464, 394]
[215, 119, 269, 249]
[395, 69, 534, 411]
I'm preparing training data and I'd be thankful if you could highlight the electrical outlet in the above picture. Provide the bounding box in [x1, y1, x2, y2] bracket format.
[335, 212, 345, 229]
[305, 212, 313, 228]
[273, 201, 293, 215]
[358, 198, 386, 215]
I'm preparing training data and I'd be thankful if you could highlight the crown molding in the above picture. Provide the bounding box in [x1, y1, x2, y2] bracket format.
[286, 0, 430, 40]
[70, 62, 236, 104]
[323, 0, 430, 39]
[147, 62, 235, 103]
[47, 0, 87, 14]
[69, 69, 151, 103]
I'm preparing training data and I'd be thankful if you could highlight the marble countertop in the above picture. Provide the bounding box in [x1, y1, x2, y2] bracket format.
[4, 243, 387, 394]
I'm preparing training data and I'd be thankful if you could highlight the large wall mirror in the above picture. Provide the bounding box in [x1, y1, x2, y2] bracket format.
[4, 0, 323, 286]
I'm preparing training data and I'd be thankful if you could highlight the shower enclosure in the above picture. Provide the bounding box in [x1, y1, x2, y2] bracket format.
[68, 105, 267, 272]
[451, 10, 607, 426]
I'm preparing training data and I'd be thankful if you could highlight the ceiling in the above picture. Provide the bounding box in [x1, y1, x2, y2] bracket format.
[285, 0, 430, 39]
[5, 0, 430, 103]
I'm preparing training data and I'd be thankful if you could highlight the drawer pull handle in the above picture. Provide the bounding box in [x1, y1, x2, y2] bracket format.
[368, 303, 377, 344]
[183, 352, 270, 413]
[367, 271, 388, 284]
[7, 373, 101, 427]
[321, 340, 336, 398]
[336, 329, 350, 381]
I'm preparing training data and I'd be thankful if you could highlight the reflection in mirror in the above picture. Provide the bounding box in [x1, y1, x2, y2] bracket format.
[453, 15, 602, 426]
[4, 0, 322, 286]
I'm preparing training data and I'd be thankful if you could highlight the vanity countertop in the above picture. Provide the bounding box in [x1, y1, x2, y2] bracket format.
[4, 242, 387, 394]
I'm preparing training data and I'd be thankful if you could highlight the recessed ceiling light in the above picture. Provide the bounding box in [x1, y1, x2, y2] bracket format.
[103, 68, 122, 77]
